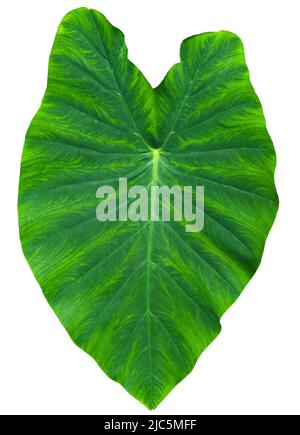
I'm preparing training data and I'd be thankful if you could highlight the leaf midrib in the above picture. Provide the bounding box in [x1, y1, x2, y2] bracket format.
[145, 149, 160, 404]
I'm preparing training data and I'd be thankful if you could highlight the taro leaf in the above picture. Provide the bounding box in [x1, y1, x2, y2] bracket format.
[18, 8, 279, 409]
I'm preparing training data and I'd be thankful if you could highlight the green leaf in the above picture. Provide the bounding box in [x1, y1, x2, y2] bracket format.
[18, 7, 279, 410]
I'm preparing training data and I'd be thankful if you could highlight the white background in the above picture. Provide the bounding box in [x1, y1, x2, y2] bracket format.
[0, 0, 299, 415]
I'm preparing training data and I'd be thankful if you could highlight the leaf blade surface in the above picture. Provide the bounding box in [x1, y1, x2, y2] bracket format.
[19, 8, 278, 409]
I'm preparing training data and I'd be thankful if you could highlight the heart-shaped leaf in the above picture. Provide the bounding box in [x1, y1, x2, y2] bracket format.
[19, 8, 278, 409]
